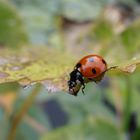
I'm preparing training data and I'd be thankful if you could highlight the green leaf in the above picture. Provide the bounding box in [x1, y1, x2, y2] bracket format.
[0, 47, 75, 92]
[120, 19, 140, 53]
[0, 109, 9, 140]
[14, 104, 48, 140]
[0, 47, 139, 93]
[41, 118, 124, 140]
[132, 127, 140, 140]
[0, 0, 27, 48]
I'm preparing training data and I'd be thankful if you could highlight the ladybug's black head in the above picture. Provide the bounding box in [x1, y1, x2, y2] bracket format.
[68, 69, 85, 96]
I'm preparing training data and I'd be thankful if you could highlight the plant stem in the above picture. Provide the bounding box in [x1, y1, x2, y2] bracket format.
[123, 76, 132, 131]
[7, 84, 41, 140]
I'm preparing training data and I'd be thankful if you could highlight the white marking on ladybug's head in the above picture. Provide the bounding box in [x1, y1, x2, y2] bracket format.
[76, 72, 81, 76]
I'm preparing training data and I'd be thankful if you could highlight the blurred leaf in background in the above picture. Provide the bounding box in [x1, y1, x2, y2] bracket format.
[0, 0, 28, 48]
[41, 117, 124, 140]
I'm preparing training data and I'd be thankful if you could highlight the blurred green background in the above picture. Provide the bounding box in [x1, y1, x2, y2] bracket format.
[1, 0, 140, 140]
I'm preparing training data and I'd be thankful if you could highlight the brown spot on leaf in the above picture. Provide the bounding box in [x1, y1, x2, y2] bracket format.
[122, 64, 136, 73]
[18, 78, 32, 88]
[0, 72, 9, 78]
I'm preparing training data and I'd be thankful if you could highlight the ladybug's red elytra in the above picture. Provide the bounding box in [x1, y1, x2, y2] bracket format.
[68, 54, 108, 96]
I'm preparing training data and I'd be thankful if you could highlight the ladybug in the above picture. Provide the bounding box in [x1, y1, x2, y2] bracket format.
[68, 54, 108, 96]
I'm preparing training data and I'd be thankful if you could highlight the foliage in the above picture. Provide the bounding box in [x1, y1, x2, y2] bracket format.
[0, 46, 139, 94]
[0, 0, 27, 48]
[1, 0, 140, 140]
[41, 118, 124, 140]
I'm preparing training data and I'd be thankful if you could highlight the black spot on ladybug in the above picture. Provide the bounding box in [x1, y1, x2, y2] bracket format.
[92, 68, 96, 74]
[102, 59, 106, 65]
[76, 63, 81, 68]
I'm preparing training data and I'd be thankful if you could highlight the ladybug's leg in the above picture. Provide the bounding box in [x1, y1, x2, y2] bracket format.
[75, 70, 85, 94]
[80, 77, 85, 94]
[78, 76, 85, 94]
[81, 84, 85, 94]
